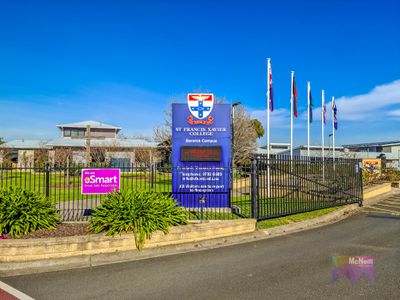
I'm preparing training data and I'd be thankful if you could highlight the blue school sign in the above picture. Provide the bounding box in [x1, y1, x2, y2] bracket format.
[172, 95, 231, 208]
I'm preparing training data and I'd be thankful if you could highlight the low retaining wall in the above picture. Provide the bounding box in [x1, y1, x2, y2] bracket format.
[0, 219, 256, 277]
[363, 182, 392, 200]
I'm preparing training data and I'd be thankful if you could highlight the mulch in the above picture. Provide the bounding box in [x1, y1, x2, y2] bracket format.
[16, 223, 91, 239]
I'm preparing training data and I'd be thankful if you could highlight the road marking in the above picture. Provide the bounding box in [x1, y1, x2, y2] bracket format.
[375, 203, 400, 209]
[364, 206, 400, 216]
[0, 281, 34, 300]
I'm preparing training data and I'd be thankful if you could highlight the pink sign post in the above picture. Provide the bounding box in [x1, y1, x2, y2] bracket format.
[81, 169, 121, 194]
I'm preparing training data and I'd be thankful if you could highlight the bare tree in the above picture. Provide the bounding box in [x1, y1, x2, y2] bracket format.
[54, 148, 73, 165]
[34, 141, 49, 165]
[19, 151, 31, 167]
[90, 147, 107, 164]
[154, 103, 174, 162]
[90, 140, 121, 165]
[232, 105, 258, 165]
[0, 148, 11, 165]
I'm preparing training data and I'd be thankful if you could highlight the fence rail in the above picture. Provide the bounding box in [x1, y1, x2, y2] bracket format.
[0, 155, 363, 221]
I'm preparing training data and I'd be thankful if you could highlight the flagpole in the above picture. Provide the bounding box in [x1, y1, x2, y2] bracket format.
[307, 81, 310, 157]
[321, 90, 325, 181]
[332, 96, 336, 172]
[266, 58, 271, 198]
[290, 71, 294, 165]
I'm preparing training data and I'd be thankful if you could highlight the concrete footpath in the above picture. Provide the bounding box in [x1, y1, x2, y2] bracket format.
[0, 184, 396, 277]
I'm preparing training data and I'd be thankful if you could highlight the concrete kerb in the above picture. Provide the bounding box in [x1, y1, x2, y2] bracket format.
[0, 183, 394, 277]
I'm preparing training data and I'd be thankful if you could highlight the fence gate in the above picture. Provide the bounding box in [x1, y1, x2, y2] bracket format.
[252, 154, 363, 221]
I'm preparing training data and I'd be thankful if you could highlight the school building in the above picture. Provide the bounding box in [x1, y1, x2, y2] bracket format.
[0, 121, 158, 166]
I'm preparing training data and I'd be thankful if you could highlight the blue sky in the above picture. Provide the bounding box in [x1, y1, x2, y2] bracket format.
[0, 0, 399, 146]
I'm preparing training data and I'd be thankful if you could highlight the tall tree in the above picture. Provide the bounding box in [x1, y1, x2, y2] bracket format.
[232, 106, 258, 165]
[251, 119, 265, 139]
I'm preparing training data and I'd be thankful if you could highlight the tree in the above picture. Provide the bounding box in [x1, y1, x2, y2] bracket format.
[232, 106, 258, 165]
[54, 148, 73, 165]
[0, 138, 9, 165]
[251, 119, 265, 139]
[154, 103, 174, 163]
[34, 141, 49, 165]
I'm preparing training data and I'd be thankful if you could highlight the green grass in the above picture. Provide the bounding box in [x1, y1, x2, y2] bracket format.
[230, 196, 343, 219]
[256, 206, 343, 229]
[187, 211, 241, 220]
[0, 171, 350, 223]
[0, 171, 173, 202]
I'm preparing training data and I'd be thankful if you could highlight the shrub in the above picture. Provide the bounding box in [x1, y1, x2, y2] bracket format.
[384, 168, 400, 181]
[89, 190, 188, 250]
[0, 187, 61, 238]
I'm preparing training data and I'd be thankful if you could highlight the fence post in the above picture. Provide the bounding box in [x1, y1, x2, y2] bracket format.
[358, 161, 363, 207]
[251, 158, 258, 219]
[150, 163, 155, 189]
[45, 162, 50, 198]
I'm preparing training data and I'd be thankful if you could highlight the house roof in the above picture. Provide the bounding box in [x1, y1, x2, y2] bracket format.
[1, 140, 50, 149]
[343, 140, 400, 148]
[297, 145, 344, 150]
[259, 142, 291, 149]
[257, 147, 268, 154]
[1, 137, 157, 149]
[56, 120, 122, 131]
[46, 137, 157, 148]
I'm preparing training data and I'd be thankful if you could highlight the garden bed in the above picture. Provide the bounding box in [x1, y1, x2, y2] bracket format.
[17, 223, 90, 239]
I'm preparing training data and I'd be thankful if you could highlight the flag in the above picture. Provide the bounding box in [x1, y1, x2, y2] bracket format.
[309, 88, 313, 123]
[268, 60, 274, 112]
[323, 102, 326, 124]
[333, 100, 338, 130]
[293, 76, 298, 118]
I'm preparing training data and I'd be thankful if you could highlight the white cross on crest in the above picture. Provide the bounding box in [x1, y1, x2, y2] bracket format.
[187, 94, 214, 120]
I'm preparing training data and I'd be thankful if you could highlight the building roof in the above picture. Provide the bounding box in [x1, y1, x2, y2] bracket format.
[257, 148, 268, 154]
[56, 120, 122, 131]
[296, 145, 344, 150]
[343, 140, 400, 148]
[2, 137, 157, 149]
[259, 142, 291, 149]
[1, 140, 50, 149]
[46, 137, 157, 148]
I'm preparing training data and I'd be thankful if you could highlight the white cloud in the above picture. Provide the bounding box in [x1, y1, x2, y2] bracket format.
[252, 80, 400, 124]
[251, 108, 290, 128]
[309, 79, 400, 121]
[386, 109, 400, 117]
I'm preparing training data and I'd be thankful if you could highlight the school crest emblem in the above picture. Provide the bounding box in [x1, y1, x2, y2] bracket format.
[187, 94, 214, 120]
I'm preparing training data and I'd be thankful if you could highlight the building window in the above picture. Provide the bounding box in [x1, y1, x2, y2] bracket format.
[64, 128, 85, 137]
[64, 129, 71, 137]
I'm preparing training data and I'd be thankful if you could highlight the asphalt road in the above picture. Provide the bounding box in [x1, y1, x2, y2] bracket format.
[2, 199, 400, 300]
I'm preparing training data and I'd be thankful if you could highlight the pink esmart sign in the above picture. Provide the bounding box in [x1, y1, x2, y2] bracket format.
[81, 169, 121, 195]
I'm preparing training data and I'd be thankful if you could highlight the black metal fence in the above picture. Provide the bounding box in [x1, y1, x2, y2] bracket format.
[252, 155, 363, 220]
[0, 155, 363, 221]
